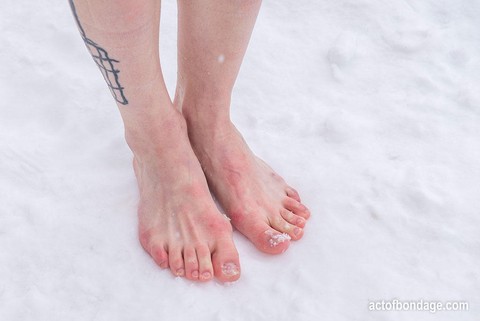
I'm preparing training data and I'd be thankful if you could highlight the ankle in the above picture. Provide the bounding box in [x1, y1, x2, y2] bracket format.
[124, 108, 187, 158]
[175, 83, 232, 123]
[181, 101, 232, 134]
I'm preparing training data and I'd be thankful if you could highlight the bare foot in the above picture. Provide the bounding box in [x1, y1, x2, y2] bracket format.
[131, 110, 240, 282]
[186, 119, 310, 255]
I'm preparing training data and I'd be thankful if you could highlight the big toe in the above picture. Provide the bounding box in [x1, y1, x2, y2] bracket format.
[212, 238, 241, 282]
[149, 241, 169, 269]
[249, 222, 291, 255]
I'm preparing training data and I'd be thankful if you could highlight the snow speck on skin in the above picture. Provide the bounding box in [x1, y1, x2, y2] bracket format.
[221, 263, 240, 276]
[266, 231, 291, 247]
[1, 1, 479, 321]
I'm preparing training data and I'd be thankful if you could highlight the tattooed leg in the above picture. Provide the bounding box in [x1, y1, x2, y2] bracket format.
[69, 0, 127, 105]
[176, 0, 310, 255]
[69, 0, 241, 282]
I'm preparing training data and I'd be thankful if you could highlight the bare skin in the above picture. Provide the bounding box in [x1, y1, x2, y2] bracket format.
[70, 0, 240, 282]
[176, 0, 310, 254]
[71, 0, 309, 282]
[184, 120, 311, 254]
[133, 109, 241, 281]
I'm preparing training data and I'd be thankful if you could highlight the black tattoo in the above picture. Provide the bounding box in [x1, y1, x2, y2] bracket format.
[69, 0, 128, 105]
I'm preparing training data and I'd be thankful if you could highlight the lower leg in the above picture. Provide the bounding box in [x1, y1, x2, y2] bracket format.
[176, 0, 310, 254]
[69, 0, 240, 282]
[175, 0, 260, 122]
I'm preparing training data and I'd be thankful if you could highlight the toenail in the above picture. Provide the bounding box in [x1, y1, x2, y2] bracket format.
[296, 218, 304, 225]
[201, 271, 212, 280]
[294, 227, 301, 236]
[176, 268, 185, 276]
[159, 261, 168, 269]
[221, 263, 240, 277]
[266, 231, 291, 247]
[192, 270, 199, 279]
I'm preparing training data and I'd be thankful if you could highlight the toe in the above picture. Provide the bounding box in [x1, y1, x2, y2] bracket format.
[183, 247, 199, 281]
[211, 238, 241, 282]
[271, 215, 304, 241]
[283, 197, 310, 219]
[196, 244, 214, 282]
[249, 221, 291, 254]
[280, 208, 306, 228]
[150, 242, 169, 269]
[168, 247, 185, 278]
[285, 187, 301, 202]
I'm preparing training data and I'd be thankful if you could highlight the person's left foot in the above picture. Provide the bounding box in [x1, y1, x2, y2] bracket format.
[184, 116, 310, 255]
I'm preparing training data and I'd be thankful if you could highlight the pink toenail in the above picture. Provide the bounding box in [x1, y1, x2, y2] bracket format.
[294, 227, 301, 236]
[192, 270, 199, 278]
[176, 269, 185, 276]
[202, 271, 212, 280]
[221, 263, 240, 276]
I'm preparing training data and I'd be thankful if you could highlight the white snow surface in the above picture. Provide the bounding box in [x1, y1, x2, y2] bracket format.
[1, 0, 480, 320]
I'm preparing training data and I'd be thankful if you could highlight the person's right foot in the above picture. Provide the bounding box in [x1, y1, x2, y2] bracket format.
[131, 108, 240, 282]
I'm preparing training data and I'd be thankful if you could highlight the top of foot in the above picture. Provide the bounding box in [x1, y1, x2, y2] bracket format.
[132, 112, 241, 282]
[187, 121, 310, 255]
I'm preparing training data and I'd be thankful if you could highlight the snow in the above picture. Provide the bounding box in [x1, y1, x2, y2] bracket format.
[1, 0, 479, 320]
[266, 231, 291, 248]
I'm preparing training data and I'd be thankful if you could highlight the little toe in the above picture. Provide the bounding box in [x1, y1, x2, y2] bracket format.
[211, 238, 240, 282]
[280, 208, 306, 228]
[168, 247, 185, 278]
[150, 242, 169, 269]
[271, 215, 304, 241]
[283, 197, 310, 219]
[285, 187, 301, 202]
[196, 245, 214, 282]
[183, 247, 199, 281]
